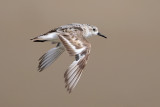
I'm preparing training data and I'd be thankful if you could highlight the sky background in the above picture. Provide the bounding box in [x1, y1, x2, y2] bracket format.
[0, 0, 160, 107]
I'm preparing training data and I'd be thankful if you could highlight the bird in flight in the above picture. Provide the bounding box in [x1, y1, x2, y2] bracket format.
[31, 23, 107, 93]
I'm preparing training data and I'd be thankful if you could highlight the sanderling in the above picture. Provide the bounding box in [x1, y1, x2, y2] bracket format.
[31, 23, 107, 93]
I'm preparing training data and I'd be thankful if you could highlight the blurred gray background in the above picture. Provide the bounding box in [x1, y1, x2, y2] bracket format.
[0, 0, 160, 107]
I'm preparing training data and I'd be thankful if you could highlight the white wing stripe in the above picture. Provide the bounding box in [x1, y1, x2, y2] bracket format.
[59, 35, 86, 55]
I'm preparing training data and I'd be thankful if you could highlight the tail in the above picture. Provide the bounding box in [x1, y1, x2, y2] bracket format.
[30, 36, 48, 42]
[38, 43, 65, 72]
[30, 31, 58, 42]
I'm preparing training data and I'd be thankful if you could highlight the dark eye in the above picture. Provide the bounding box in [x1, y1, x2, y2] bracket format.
[93, 28, 96, 31]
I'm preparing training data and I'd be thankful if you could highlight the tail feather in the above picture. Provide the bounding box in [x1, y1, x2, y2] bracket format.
[30, 36, 48, 42]
[30, 37, 38, 40]
[31, 32, 58, 42]
[33, 40, 48, 42]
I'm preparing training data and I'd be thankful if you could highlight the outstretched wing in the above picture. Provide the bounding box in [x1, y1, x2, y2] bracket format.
[38, 43, 65, 72]
[58, 31, 91, 93]
[64, 51, 90, 93]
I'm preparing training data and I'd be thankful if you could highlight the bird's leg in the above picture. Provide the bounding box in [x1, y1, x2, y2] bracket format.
[56, 42, 60, 47]
[75, 54, 80, 61]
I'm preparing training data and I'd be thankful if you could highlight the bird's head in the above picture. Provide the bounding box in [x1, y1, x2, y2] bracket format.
[86, 25, 107, 39]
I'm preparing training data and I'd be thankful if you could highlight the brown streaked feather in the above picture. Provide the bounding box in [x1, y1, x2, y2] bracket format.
[58, 29, 90, 56]
[57, 23, 84, 32]
[42, 28, 57, 36]
[64, 49, 90, 93]
[58, 29, 91, 93]
[30, 23, 84, 41]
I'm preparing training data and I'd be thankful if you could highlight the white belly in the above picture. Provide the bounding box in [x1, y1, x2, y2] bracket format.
[40, 32, 60, 42]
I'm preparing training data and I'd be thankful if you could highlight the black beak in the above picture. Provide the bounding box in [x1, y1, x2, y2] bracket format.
[97, 32, 107, 38]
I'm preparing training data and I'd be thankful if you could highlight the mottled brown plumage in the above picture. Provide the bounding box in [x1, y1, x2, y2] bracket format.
[30, 23, 106, 93]
[58, 30, 91, 93]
